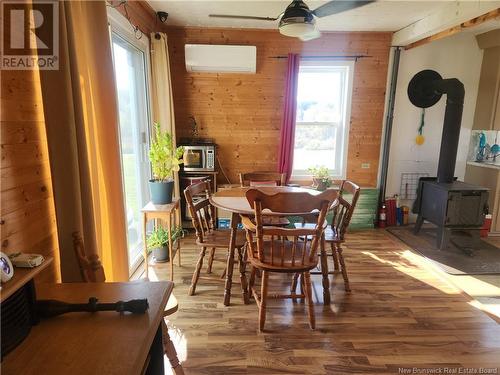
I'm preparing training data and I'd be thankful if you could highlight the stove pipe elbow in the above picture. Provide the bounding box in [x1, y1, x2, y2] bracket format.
[433, 78, 465, 105]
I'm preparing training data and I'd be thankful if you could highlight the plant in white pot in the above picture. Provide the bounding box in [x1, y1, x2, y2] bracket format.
[308, 165, 332, 191]
[148, 122, 184, 204]
[146, 226, 185, 263]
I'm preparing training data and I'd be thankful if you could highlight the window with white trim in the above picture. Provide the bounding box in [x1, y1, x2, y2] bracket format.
[292, 60, 354, 179]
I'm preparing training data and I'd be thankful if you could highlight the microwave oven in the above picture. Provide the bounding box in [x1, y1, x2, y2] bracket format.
[182, 145, 215, 172]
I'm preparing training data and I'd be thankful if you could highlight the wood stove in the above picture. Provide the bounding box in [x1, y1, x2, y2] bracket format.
[409, 70, 489, 249]
[414, 179, 489, 249]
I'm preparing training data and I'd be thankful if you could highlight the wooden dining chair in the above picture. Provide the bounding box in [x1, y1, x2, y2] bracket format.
[184, 181, 247, 297]
[293, 180, 361, 302]
[242, 189, 337, 331]
[239, 172, 287, 187]
[72, 232, 184, 375]
[239, 172, 290, 227]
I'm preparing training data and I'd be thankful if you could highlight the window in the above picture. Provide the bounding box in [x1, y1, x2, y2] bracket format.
[109, 12, 151, 275]
[292, 60, 354, 178]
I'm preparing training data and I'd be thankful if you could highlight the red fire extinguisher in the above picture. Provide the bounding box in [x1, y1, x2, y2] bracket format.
[379, 203, 387, 228]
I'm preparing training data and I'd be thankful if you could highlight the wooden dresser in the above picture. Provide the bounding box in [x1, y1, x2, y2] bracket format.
[2, 281, 173, 375]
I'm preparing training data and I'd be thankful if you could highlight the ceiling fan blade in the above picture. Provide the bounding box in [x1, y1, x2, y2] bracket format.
[299, 29, 321, 41]
[209, 14, 279, 21]
[312, 0, 374, 18]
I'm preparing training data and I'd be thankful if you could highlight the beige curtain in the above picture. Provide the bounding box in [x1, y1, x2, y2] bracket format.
[150, 32, 180, 199]
[39, 0, 129, 282]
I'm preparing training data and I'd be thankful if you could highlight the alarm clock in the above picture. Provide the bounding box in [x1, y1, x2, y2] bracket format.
[0, 252, 14, 283]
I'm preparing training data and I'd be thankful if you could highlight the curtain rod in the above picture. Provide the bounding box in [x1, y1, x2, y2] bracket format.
[269, 55, 371, 61]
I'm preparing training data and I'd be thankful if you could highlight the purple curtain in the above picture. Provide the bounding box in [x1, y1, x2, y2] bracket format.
[278, 53, 300, 183]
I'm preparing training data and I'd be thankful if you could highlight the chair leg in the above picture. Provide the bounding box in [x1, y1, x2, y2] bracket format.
[299, 273, 305, 303]
[259, 271, 269, 332]
[161, 320, 184, 375]
[220, 249, 228, 279]
[223, 213, 238, 306]
[336, 244, 351, 292]
[320, 236, 331, 305]
[303, 272, 315, 329]
[330, 242, 340, 272]
[290, 273, 299, 299]
[237, 247, 249, 304]
[248, 266, 257, 295]
[206, 247, 216, 274]
[189, 247, 206, 296]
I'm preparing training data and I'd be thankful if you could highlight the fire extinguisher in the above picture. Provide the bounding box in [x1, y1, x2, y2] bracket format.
[379, 203, 387, 228]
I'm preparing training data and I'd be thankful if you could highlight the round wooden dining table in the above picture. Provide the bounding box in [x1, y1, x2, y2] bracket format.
[209, 186, 329, 306]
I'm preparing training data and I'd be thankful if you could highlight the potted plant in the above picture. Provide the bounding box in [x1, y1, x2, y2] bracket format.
[149, 122, 184, 204]
[146, 226, 185, 263]
[308, 166, 332, 191]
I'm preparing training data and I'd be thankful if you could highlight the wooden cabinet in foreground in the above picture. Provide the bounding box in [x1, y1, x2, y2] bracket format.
[2, 281, 173, 375]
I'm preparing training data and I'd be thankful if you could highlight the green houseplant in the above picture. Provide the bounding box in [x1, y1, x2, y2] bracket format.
[147, 226, 185, 263]
[148, 122, 184, 204]
[308, 166, 332, 191]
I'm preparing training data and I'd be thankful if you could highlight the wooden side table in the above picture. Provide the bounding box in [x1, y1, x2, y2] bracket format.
[141, 198, 182, 280]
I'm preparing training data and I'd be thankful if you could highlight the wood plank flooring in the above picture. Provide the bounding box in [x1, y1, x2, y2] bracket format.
[145, 229, 500, 374]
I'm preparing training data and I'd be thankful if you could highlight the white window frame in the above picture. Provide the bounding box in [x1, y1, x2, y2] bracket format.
[291, 59, 354, 180]
[108, 7, 153, 276]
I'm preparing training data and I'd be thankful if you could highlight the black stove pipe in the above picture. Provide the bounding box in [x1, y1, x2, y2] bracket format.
[433, 79, 465, 183]
[407, 70, 465, 183]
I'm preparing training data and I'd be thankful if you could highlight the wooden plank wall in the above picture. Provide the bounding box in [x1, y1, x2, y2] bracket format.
[1, 68, 60, 283]
[166, 27, 392, 186]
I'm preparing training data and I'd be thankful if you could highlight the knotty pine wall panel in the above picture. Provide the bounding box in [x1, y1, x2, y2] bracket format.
[1, 68, 60, 283]
[166, 27, 391, 186]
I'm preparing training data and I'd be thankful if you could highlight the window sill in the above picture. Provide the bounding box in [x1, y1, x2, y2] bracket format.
[290, 176, 344, 183]
[289, 177, 344, 190]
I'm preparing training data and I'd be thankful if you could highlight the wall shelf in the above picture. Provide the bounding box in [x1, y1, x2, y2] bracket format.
[0, 257, 53, 303]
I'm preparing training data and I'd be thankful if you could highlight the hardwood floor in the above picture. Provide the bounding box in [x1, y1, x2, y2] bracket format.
[145, 229, 500, 374]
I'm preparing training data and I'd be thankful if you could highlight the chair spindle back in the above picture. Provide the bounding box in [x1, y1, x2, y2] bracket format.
[239, 172, 286, 187]
[184, 181, 217, 243]
[331, 180, 360, 241]
[243, 189, 337, 267]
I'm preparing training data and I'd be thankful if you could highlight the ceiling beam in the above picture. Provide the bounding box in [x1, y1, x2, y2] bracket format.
[392, 1, 500, 47]
[404, 8, 500, 50]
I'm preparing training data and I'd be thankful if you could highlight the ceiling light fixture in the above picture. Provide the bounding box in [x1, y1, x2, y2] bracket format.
[210, 0, 375, 42]
[278, 1, 319, 39]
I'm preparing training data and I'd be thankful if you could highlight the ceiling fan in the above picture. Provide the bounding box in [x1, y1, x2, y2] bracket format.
[209, 0, 375, 41]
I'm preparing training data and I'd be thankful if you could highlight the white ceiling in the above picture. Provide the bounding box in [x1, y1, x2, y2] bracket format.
[148, 1, 456, 32]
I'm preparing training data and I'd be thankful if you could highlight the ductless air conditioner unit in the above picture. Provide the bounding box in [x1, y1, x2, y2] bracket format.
[185, 44, 257, 73]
